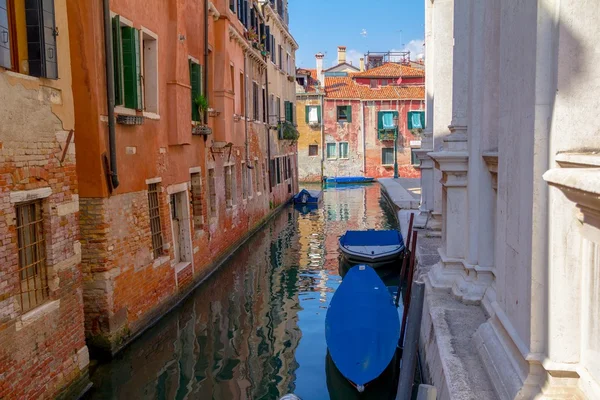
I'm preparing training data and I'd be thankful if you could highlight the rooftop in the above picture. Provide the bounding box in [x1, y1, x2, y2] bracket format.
[324, 76, 425, 100]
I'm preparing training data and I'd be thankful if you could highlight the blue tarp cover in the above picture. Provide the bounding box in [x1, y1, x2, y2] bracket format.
[293, 189, 322, 204]
[325, 265, 400, 386]
[340, 230, 404, 247]
[324, 176, 375, 184]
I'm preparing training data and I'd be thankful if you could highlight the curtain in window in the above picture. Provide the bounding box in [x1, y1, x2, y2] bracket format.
[308, 106, 318, 123]
[382, 112, 395, 129]
[411, 112, 423, 129]
[326, 143, 337, 159]
[339, 142, 349, 158]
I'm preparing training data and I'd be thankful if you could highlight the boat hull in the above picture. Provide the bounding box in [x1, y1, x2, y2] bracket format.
[323, 176, 375, 184]
[338, 230, 405, 269]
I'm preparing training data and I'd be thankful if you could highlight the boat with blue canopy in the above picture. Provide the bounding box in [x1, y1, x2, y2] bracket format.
[325, 265, 401, 393]
[323, 176, 375, 185]
[339, 229, 404, 269]
[292, 188, 323, 205]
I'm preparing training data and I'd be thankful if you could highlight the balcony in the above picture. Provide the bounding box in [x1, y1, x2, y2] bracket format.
[378, 128, 398, 141]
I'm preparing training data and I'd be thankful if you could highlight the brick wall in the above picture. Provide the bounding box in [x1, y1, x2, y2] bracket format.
[0, 73, 90, 398]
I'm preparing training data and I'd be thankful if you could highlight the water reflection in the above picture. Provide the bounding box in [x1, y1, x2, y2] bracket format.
[87, 184, 398, 400]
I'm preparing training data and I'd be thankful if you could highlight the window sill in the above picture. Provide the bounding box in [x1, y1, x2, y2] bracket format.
[173, 261, 191, 274]
[339, 157, 349, 160]
[143, 111, 161, 120]
[4, 70, 42, 81]
[153, 255, 170, 268]
[382, 164, 394, 167]
[327, 158, 338, 161]
[115, 106, 137, 116]
[16, 299, 60, 331]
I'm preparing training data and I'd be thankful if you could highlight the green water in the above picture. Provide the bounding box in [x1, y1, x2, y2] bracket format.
[86, 184, 400, 400]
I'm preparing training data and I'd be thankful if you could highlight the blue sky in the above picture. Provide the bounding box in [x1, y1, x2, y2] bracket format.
[288, 0, 425, 69]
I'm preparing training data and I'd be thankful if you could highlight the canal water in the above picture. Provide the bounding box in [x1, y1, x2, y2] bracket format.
[86, 183, 402, 400]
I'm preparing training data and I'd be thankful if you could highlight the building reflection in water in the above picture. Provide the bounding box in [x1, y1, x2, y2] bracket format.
[87, 184, 397, 400]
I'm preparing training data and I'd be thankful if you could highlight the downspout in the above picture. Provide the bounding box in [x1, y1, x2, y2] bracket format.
[320, 91, 325, 181]
[244, 53, 250, 167]
[102, 0, 119, 189]
[265, 57, 272, 191]
[361, 99, 366, 176]
[204, 0, 209, 124]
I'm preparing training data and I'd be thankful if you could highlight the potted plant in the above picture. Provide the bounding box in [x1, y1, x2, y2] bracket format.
[192, 94, 212, 136]
[410, 127, 423, 137]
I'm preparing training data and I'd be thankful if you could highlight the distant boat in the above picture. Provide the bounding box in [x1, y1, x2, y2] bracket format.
[339, 230, 404, 269]
[323, 176, 375, 184]
[325, 265, 401, 392]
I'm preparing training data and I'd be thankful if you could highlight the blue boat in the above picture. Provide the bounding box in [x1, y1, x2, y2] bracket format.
[326, 265, 401, 392]
[293, 189, 323, 205]
[339, 230, 404, 269]
[324, 176, 375, 184]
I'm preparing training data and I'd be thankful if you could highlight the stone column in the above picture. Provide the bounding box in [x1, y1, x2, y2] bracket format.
[428, 0, 454, 231]
[413, 0, 435, 230]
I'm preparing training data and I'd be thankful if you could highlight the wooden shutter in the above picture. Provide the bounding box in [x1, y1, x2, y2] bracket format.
[305, 105, 309, 123]
[407, 111, 413, 129]
[345, 105, 352, 123]
[134, 29, 142, 110]
[122, 26, 138, 108]
[284, 101, 290, 122]
[0, 0, 11, 69]
[112, 16, 124, 105]
[189, 60, 201, 121]
[265, 26, 271, 52]
[420, 111, 426, 128]
[42, 0, 58, 78]
[316, 105, 321, 123]
[25, 0, 58, 78]
[377, 111, 384, 130]
[250, 7, 255, 30]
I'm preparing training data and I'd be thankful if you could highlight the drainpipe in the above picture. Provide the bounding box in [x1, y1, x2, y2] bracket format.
[204, 0, 209, 124]
[320, 92, 325, 181]
[102, 0, 119, 189]
[361, 99, 366, 176]
[244, 53, 250, 168]
[265, 59, 272, 191]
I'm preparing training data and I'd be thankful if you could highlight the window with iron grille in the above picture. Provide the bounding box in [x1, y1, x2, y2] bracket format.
[382, 148, 394, 165]
[241, 162, 247, 199]
[309, 145, 318, 156]
[190, 173, 203, 230]
[15, 200, 48, 313]
[225, 166, 233, 208]
[208, 168, 217, 216]
[148, 183, 164, 258]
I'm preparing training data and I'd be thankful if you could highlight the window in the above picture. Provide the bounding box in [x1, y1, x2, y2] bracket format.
[253, 81, 259, 121]
[411, 148, 421, 166]
[208, 168, 216, 216]
[382, 148, 394, 165]
[407, 111, 425, 130]
[190, 172, 203, 230]
[287, 157, 292, 180]
[241, 162, 247, 199]
[262, 87, 266, 122]
[148, 183, 164, 259]
[284, 101, 294, 123]
[326, 143, 337, 159]
[189, 60, 202, 121]
[0, 0, 58, 78]
[269, 159, 276, 188]
[15, 200, 48, 313]
[339, 142, 349, 159]
[230, 0, 236, 12]
[142, 31, 158, 113]
[239, 72, 245, 116]
[263, 161, 268, 191]
[381, 79, 389, 87]
[113, 17, 143, 109]
[308, 145, 318, 156]
[254, 160, 260, 194]
[278, 45, 282, 69]
[230, 64, 235, 93]
[297, 77, 305, 86]
[225, 165, 235, 207]
[370, 80, 377, 89]
[276, 158, 281, 184]
[276, 97, 281, 121]
[305, 105, 321, 125]
[337, 105, 352, 122]
[271, 36, 276, 63]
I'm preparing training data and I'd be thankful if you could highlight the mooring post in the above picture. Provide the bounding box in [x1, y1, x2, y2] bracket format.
[399, 230, 418, 343]
[396, 280, 425, 400]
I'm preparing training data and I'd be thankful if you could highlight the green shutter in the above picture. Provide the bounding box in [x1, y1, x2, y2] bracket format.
[377, 111, 383, 130]
[134, 29, 142, 110]
[421, 111, 426, 129]
[317, 105, 321, 123]
[346, 105, 352, 123]
[305, 105, 309, 123]
[285, 101, 291, 122]
[122, 26, 138, 109]
[407, 111, 413, 129]
[190, 61, 201, 121]
[112, 16, 123, 106]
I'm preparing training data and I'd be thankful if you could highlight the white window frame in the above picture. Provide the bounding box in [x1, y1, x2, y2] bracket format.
[339, 142, 349, 159]
[326, 143, 337, 160]
[141, 27, 159, 117]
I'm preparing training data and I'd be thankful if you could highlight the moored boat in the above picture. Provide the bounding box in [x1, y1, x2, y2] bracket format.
[325, 265, 401, 392]
[293, 188, 323, 205]
[323, 176, 375, 184]
[338, 229, 404, 269]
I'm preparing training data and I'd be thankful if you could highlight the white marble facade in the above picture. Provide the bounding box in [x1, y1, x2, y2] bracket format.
[419, 0, 600, 398]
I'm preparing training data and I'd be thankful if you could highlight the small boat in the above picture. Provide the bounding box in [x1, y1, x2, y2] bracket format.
[325, 265, 401, 392]
[293, 188, 323, 205]
[339, 230, 404, 269]
[323, 176, 375, 184]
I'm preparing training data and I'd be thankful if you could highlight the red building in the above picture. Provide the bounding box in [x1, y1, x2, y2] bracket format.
[297, 48, 425, 181]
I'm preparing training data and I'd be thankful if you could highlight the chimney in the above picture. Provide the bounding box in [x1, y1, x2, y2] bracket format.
[337, 46, 346, 65]
[315, 52, 324, 87]
[359, 57, 365, 72]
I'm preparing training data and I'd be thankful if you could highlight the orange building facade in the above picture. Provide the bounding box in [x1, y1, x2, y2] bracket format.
[67, 0, 298, 356]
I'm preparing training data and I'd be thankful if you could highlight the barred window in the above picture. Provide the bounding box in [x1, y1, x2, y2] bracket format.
[16, 200, 48, 313]
[208, 169, 217, 216]
[190, 173, 203, 230]
[147, 183, 164, 258]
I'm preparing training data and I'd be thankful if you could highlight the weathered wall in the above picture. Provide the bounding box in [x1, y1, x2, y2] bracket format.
[0, 0, 90, 397]
[323, 99, 364, 178]
[296, 95, 323, 182]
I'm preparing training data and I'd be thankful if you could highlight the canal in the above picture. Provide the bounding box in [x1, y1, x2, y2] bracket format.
[86, 183, 401, 400]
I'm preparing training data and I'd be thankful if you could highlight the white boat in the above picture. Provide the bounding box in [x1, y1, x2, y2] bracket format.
[338, 230, 404, 269]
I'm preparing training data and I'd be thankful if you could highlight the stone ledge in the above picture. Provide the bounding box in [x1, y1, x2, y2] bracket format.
[379, 178, 420, 209]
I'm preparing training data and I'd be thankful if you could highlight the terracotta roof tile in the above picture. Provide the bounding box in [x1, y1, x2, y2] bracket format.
[324, 76, 424, 100]
[353, 63, 425, 78]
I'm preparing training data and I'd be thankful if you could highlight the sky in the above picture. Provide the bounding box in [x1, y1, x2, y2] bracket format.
[288, 0, 425, 70]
